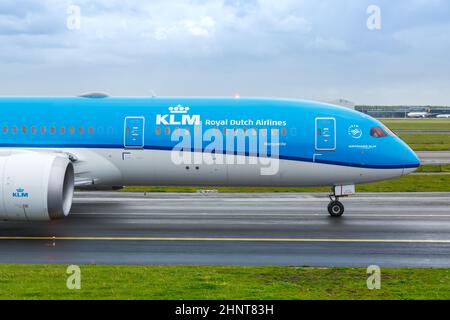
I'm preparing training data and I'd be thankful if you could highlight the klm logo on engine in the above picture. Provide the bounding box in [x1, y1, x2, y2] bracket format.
[12, 188, 29, 198]
[156, 105, 201, 126]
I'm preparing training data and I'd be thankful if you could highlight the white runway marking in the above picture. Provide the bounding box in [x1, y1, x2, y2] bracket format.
[73, 212, 450, 218]
[73, 197, 450, 203]
[1, 236, 450, 244]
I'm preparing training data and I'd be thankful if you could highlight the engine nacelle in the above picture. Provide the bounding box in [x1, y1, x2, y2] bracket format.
[0, 153, 75, 221]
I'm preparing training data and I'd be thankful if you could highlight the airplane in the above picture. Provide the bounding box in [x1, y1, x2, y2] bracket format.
[407, 111, 429, 118]
[0, 94, 420, 220]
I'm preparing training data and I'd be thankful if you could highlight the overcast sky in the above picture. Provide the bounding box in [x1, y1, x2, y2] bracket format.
[0, 0, 449, 105]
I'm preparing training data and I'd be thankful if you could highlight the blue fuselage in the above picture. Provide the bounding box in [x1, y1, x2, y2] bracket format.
[0, 97, 419, 171]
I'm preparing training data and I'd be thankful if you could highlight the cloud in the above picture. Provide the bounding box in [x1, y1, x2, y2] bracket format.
[182, 16, 215, 37]
[0, 0, 449, 105]
[0, 0, 65, 35]
[305, 37, 349, 52]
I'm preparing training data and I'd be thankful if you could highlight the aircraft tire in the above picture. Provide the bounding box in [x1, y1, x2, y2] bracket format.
[328, 201, 344, 217]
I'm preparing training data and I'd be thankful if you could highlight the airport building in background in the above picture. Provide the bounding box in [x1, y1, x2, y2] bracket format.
[355, 105, 450, 118]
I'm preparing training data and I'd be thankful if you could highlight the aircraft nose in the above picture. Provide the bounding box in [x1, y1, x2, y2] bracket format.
[401, 145, 421, 175]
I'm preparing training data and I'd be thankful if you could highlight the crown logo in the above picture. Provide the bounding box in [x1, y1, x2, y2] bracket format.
[169, 105, 189, 114]
[16, 188, 24, 193]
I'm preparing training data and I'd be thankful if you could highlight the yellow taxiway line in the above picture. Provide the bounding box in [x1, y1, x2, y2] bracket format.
[0, 236, 449, 244]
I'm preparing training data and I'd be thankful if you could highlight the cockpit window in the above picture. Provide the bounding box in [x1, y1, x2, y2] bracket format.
[370, 126, 388, 138]
[383, 125, 397, 137]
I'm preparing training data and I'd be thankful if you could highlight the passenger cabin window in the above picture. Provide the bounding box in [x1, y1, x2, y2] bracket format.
[0, 124, 107, 136]
[370, 126, 388, 138]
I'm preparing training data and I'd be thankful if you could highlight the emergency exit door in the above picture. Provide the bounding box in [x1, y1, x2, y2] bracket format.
[124, 116, 145, 149]
[315, 117, 336, 151]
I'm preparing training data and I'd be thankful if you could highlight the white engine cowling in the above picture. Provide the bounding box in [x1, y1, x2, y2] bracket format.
[0, 153, 75, 221]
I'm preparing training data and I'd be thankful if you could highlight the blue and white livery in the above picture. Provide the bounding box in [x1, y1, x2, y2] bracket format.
[0, 95, 420, 219]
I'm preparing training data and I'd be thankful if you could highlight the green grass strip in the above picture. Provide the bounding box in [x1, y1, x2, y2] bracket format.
[120, 174, 449, 193]
[398, 133, 450, 151]
[380, 119, 450, 131]
[1, 265, 449, 300]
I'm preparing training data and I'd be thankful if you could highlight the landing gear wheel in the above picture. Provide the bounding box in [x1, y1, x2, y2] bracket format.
[328, 201, 344, 217]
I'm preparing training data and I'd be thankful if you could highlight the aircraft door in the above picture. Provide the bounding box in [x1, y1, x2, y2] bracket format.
[315, 117, 336, 151]
[124, 116, 145, 149]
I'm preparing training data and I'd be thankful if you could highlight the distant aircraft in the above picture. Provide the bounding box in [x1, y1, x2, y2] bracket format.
[0, 96, 420, 219]
[407, 111, 429, 118]
[436, 114, 450, 118]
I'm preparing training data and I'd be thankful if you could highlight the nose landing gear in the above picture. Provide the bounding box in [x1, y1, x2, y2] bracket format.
[328, 198, 344, 217]
[327, 185, 354, 217]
